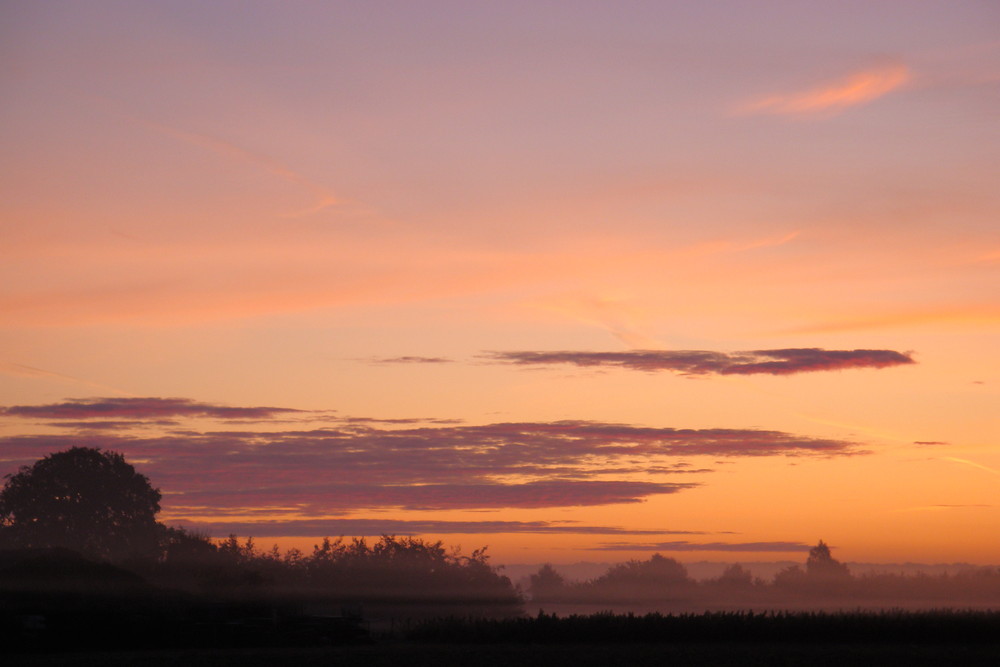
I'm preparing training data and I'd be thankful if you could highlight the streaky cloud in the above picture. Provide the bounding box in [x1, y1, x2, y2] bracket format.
[133, 115, 340, 218]
[485, 348, 914, 376]
[1, 397, 304, 420]
[44, 420, 181, 430]
[165, 480, 695, 512]
[940, 456, 1000, 475]
[0, 402, 864, 520]
[169, 518, 708, 537]
[930, 504, 992, 508]
[592, 540, 813, 552]
[783, 306, 1000, 334]
[369, 356, 455, 364]
[0, 360, 132, 395]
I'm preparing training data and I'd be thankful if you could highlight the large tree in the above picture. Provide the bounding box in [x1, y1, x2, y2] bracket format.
[0, 447, 162, 561]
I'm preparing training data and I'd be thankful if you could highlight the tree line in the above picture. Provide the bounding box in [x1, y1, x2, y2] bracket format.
[527, 542, 1000, 607]
[0, 447, 519, 609]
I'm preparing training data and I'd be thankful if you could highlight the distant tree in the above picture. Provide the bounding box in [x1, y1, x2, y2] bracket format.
[805, 540, 850, 579]
[772, 564, 806, 588]
[0, 447, 161, 561]
[159, 525, 217, 564]
[529, 563, 566, 601]
[575, 553, 692, 602]
[595, 553, 690, 587]
[712, 563, 754, 587]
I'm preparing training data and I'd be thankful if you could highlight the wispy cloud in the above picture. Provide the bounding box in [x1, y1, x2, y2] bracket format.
[0, 361, 132, 395]
[339, 416, 464, 425]
[1, 397, 303, 420]
[940, 457, 1000, 475]
[136, 118, 339, 218]
[738, 63, 910, 116]
[784, 306, 1000, 334]
[44, 420, 181, 431]
[591, 541, 812, 552]
[368, 356, 455, 364]
[900, 504, 994, 513]
[485, 348, 914, 376]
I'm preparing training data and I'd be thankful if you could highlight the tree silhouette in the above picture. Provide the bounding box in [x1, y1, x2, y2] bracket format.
[528, 563, 566, 601]
[805, 539, 850, 579]
[713, 563, 754, 587]
[0, 447, 162, 561]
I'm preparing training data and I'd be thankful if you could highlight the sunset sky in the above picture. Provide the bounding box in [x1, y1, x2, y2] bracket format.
[2, 1, 999, 566]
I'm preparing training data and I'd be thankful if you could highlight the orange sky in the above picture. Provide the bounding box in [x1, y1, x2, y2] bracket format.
[2, 1, 999, 566]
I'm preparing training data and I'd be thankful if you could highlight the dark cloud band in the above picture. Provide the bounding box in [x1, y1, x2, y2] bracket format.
[2, 397, 303, 420]
[485, 348, 914, 376]
[161, 480, 695, 513]
[369, 356, 454, 364]
[170, 519, 708, 538]
[592, 541, 813, 552]
[0, 398, 865, 532]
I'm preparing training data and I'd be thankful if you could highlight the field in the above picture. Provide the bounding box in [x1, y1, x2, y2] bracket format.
[9, 610, 1000, 666]
[11, 642, 1000, 667]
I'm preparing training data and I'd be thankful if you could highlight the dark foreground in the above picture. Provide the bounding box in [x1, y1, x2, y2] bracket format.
[10, 642, 1000, 667]
[8, 610, 1000, 667]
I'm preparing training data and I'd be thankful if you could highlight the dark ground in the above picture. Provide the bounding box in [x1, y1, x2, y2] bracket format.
[9, 642, 1000, 667]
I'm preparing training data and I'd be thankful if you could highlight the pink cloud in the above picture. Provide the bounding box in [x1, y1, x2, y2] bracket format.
[738, 63, 910, 116]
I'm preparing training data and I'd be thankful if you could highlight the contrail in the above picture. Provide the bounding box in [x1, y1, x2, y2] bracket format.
[0, 361, 133, 396]
[941, 456, 1000, 475]
[119, 109, 339, 217]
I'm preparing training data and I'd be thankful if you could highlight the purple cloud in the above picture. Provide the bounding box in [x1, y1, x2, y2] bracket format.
[591, 541, 813, 552]
[170, 518, 709, 538]
[340, 416, 464, 425]
[43, 420, 181, 430]
[486, 348, 914, 376]
[0, 397, 866, 533]
[369, 356, 454, 364]
[164, 480, 694, 513]
[0, 420, 858, 517]
[2, 397, 303, 420]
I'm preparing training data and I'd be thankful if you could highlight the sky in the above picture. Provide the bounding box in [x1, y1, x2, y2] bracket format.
[2, 1, 999, 566]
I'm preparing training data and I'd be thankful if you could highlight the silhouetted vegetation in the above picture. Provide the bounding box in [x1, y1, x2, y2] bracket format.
[409, 609, 1000, 645]
[139, 532, 520, 607]
[402, 608, 1000, 659]
[0, 447, 518, 604]
[0, 448, 161, 561]
[3, 447, 1000, 657]
[527, 543, 1000, 609]
[0, 448, 521, 652]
